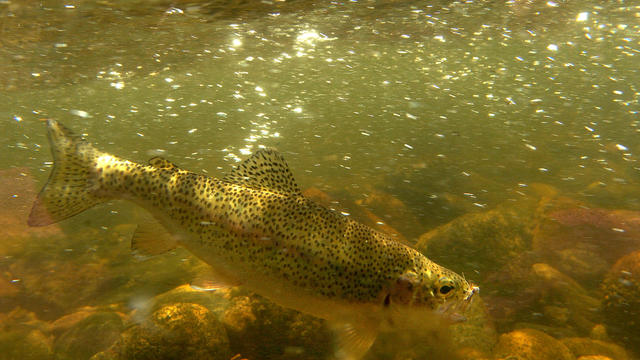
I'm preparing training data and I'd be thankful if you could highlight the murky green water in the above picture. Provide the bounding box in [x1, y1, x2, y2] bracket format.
[1, 0, 639, 359]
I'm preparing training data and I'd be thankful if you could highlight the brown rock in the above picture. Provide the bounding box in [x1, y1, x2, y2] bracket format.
[0, 307, 54, 359]
[93, 302, 231, 360]
[449, 296, 497, 353]
[534, 206, 640, 285]
[530, 263, 600, 333]
[222, 293, 330, 360]
[416, 201, 536, 281]
[302, 187, 335, 208]
[600, 251, 640, 355]
[561, 337, 629, 360]
[50, 306, 99, 335]
[0, 329, 53, 360]
[493, 328, 575, 360]
[589, 324, 610, 342]
[54, 311, 126, 360]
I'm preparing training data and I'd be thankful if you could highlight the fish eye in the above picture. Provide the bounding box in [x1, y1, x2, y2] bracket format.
[436, 277, 455, 297]
[439, 285, 454, 295]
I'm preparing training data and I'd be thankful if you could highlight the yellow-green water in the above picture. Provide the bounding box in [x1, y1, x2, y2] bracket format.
[1, 0, 639, 359]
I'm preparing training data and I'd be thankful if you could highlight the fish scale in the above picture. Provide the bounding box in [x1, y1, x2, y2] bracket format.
[29, 119, 478, 359]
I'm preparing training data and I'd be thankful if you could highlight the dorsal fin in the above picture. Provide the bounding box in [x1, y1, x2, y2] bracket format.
[148, 157, 179, 170]
[223, 149, 301, 195]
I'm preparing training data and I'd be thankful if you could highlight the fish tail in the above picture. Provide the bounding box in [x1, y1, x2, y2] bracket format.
[28, 119, 106, 226]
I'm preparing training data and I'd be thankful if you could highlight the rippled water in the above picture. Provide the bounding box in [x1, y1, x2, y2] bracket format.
[1, 0, 639, 359]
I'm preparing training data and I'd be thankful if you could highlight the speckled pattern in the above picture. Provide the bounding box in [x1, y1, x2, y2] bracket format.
[29, 119, 477, 322]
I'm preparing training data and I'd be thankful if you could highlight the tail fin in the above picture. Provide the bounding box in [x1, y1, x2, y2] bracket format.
[28, 120, 106, 226]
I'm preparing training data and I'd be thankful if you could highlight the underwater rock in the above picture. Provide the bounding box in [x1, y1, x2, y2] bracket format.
[150, 283, 229, 315]
[529, 263, 600, 334]
[492, 328, 575, 360]
[589, 324, 610, 342]
[416, 200, 537, 282]
[455, 347, 492, 360]
[50, 306, 100, 335]
[0, 307, 54, 360]
[8, 256, 110, 317]
[581, 177, 640, 210]
[92, 302, 230, 360]
[600, 251, 640, 355]
[534, 206, 640, 285]
[448, 296, 497, 354]
[222, 293, 331, 360]
[482, 253, 600, 336]
[302, 187, 335, 208]
[512, 322, 578, 340]
[353, 186, 419, 240]
[480, 252, 545, 331]
[0, 329, 53, 360]
[561, 337, 629, 360]
[0, 307, 52, 335]
[576, 356, 614, 360]
[53, 311, 126, 360]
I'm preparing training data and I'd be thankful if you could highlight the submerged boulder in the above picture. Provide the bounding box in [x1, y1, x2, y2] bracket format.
[493, 328, 575, 360]
[92, 302, 230, 360]
[533, 207, 640, 286]
[222, 293, 331, 360]
[416, 201, 537, 282]
[0, 329, 53, 360]
[54, 311, 125, 360]
[561, 337, 630, 360]
[448, 295, 497, 355]
[0, 307, 54, 360]
[600, 251, 640, 356]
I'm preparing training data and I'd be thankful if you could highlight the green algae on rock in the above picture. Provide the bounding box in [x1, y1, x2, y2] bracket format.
[561, 337, 630, 360]
[530, 263, 601, 334]
[493, 328, 575, 360]
[150, 283, 230, 315]
[448, 296, 497, 354]
[222, 293, 331, 360]
[53, 311, 125, 360]
[92, 302, 231, 360]
[534, 207, 640, 286]
[0, 308, 54, 360]
[600, 251, 640, 357]
[0, 329, 53, 360]
[416, 201, 537, 281]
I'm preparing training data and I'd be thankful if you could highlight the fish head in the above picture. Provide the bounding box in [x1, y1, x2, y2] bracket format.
[385, 264, 479, 327]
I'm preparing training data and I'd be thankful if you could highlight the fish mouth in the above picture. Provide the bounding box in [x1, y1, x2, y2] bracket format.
[437, 284, 479, 322]
[465, 285, 480, 302]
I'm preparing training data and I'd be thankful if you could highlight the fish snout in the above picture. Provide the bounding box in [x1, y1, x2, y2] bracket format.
[465, 285, 479, 302]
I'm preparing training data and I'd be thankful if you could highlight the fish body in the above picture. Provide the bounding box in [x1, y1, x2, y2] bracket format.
[29, 120, 478, 359]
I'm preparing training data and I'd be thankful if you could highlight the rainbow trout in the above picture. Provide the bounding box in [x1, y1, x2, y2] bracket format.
[29, 120, 478, 359]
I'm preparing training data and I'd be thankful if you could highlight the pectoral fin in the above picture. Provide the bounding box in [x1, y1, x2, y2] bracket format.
[332, 321, 379, 360]
[131, 212, 177, 256]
